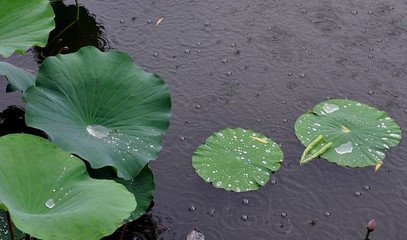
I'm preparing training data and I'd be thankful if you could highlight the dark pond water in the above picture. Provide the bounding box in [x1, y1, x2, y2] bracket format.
[1, 0, 407, 239]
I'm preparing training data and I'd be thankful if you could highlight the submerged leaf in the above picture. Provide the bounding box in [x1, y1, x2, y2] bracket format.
[0, 0, 55, 58]
[193, 128, 283, 192]
[24, 46, 171, 179]
[0, 62, 35, 92]
[0, 134, 136, 240]
[295, 99, 402, 167]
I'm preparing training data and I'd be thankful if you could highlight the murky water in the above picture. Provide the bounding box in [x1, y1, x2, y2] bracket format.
[1, 0, 407, 239]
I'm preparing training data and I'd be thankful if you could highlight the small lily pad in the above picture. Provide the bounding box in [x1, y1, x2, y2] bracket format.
[0, 0, 55, 58]
[0, 134, 136, 240]
[192, 128, 284, 192]
[295, 99, 402, 167]
[24, 46, 171, 179]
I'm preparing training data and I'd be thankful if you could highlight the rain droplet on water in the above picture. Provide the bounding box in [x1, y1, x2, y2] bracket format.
[189, 205, 197, 212]
[335, 141, 353, 154]
[86, 125, 110, 139]
[45, 199, 55, 209]
[242, 198, 250, 206]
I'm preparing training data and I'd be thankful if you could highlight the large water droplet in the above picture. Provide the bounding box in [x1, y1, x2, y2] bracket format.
[45, 199, 55, 209]
[323, 103, 339, 113]
[86, 125, 110, 139]
[335, 141, 353, 154]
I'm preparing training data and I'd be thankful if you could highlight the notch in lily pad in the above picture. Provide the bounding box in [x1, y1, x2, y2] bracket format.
[23, 46, 171, 180]
[192, 128, 284, 192]
[295, 99, 402, 168]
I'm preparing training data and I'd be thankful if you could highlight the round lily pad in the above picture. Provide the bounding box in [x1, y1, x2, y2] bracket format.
[0, 0, 55, 58]
[192, 128, 284, 192]
[24, 46, 171, 179]
[295, 99, 402, 167]
[0, 134, 136, 240]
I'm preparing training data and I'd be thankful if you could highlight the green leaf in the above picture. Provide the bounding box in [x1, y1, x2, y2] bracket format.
[295, 99, 402, 167]
[192, 128, 284, 192]
[0, 62, 35, 92]
[0, 0, 55, 58]
[24, 46, 172, 179]
[0, 134, 136, 240]
[89, 165, 154, 222]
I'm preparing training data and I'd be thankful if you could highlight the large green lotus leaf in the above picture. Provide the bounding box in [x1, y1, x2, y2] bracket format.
[24, 46, 171, 179]
[0, 62, 35, 92]
[0, 134, 136, 240]
[89, 165, 154, 222]
[193, 128, 284, 192]
[0, 0, 55, 58]
[295, 99, 402, 167]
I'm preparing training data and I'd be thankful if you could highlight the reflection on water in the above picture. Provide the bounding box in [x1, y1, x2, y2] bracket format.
[34, 1, 110, 63]
[0, 106, 47, 138]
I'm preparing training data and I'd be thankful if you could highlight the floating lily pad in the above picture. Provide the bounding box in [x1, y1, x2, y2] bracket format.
[0, 134, 136, 240]
[0, 0, 55, 58]
[0, 62, 35, 92]
[89, 165, 155, 222]
[24, 46, 171, 179]
[295, 99, 402, 167]
[192, 128, 284, 192]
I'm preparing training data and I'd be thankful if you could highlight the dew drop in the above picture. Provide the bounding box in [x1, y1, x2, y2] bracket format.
[86, 125, 110, 139]
[364, 186, 370, 191]
[45, 199, 55, 209]
[241, 215, 248, 221]
[281, 212, 287, 218]
[354, 191, 362, 197]
[324, 212, 331, 217]
[242, 198, 250, 206]
[335, 141, 353, 154]
[323, 103, 339, 113]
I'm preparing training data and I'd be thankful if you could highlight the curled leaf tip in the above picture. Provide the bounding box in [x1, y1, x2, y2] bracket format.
[300, 135, 332, 165]
[251, 136, 268, 144]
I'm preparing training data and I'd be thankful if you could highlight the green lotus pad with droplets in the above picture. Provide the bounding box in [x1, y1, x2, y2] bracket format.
[295, 99, 402, 167]
[192, 128, 284, 192]
[0, 134, 136, 240]
[24, 46, 171, 180]
[0, 0, 55, 58]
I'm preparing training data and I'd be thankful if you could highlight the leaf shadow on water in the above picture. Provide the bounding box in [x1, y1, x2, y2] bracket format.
[33, 1, 110, 63]
[0, 106, 47, 138]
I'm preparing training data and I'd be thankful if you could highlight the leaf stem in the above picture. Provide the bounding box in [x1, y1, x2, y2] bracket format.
[300, 135, 333, 165]
[365, 228, 372, 240]
[75, 0, 80, 20]
[6, 212, 15, 240]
